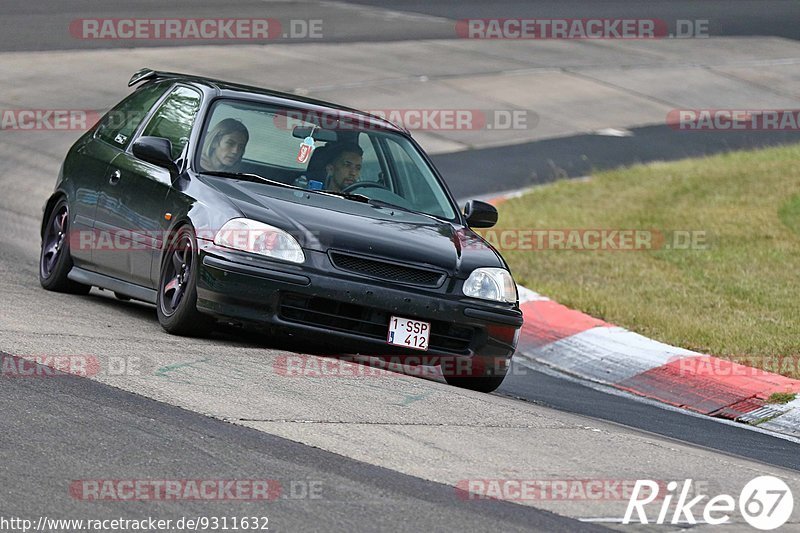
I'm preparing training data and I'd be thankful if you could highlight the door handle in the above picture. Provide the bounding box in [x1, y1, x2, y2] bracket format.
[108, 169, 121, 185]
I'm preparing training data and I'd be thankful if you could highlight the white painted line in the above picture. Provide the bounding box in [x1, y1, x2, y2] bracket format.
[579, 517, 712, 524]
[593, 127, 633, 137]
[512, 359, 800, 445]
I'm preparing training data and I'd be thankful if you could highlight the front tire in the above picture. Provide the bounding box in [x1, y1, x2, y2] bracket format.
[156, 225, 214, 336]
[39, 198, 91, 295]
[443, 356, 509, 393]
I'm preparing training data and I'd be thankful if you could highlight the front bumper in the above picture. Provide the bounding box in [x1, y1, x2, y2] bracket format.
[195, 243, 522, 361]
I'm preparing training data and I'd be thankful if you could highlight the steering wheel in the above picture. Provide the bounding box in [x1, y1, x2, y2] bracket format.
[341, 182, 391, 194]
[340, 181, 418, 212]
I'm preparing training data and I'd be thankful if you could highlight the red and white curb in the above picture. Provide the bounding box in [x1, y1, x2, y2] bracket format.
[515, 285, 800, 438]
[477, 187, 800, 437]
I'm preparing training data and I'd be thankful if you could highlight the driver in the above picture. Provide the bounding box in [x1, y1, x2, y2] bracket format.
[200, 118, 249, 171]
[324, 143, 363, 192]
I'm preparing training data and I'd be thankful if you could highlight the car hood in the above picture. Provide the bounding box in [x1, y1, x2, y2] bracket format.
[201, 176, 504, 276]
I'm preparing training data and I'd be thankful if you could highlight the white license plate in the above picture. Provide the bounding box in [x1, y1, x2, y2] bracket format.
[387, 316, 431, 351]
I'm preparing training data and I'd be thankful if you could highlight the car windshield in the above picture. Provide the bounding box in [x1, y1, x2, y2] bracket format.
[195, 99, 458, 221]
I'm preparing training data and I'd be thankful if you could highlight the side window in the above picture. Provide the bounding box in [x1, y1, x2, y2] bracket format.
[140, 86, 202, 160]
[357, 134, 383, 184]
[96, 83, 167, 149]
[384, 138, 445, 216]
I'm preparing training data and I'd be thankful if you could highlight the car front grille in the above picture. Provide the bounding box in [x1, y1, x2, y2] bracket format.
[278, 293, 474, 353]
[329, 251, 445, 288]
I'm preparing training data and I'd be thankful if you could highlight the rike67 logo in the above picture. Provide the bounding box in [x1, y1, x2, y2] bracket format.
[624, 476, 793, 530]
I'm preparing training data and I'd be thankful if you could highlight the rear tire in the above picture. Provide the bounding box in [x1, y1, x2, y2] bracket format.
[39, 198, 91, 295]
[156, 225, 214, 336]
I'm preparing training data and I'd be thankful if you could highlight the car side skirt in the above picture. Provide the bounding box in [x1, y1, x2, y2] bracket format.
[68, 266, 158, 304]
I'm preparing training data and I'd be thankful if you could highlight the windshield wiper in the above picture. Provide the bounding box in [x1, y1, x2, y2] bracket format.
[201, 171, 442, 217]
[366, 198, 445, 221]
[315, 190, 371, 203]
[199, 170, 296, 189]
[201, 170, 374, 204]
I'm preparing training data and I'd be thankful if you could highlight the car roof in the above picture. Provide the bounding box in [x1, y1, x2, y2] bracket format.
[129, 67, 408, 134]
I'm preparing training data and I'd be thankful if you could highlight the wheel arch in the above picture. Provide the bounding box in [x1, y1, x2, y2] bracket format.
[157, 217, 195, 272]
[40, 192, 68, 238]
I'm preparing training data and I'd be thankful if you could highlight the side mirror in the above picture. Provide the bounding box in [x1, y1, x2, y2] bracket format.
[464, 200, 498, 228]
[132, 136, 178, 176]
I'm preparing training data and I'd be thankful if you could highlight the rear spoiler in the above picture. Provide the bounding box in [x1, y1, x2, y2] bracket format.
[128, 68, 192, 87]
[128, 68, 159, 87]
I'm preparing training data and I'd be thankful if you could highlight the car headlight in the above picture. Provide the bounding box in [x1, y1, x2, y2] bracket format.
[462, 268, 517, 303]
[214, 218, 305, 264]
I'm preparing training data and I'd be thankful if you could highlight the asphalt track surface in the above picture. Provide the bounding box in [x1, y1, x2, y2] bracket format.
[2, 1, 800, 531]
[3, 0, 799, 52]
[1, 351, 596, 532]
[5, 1, 800, 199]
[0, 0, 452, 51]
[347, 0, 800, 41]
[501, 363, 800, 472]
[438, 125, 800, 201]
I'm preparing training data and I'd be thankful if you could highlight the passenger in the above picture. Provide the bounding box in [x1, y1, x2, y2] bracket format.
[200, 118, 249, 171]
[324, 143, 363, 192]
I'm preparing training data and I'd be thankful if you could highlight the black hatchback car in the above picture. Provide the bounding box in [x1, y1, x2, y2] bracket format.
[39, 68, 522, 392]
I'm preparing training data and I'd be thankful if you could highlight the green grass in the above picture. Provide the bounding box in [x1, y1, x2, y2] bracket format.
[768, 392, 797, 405]
[491, 143, 800, 377]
